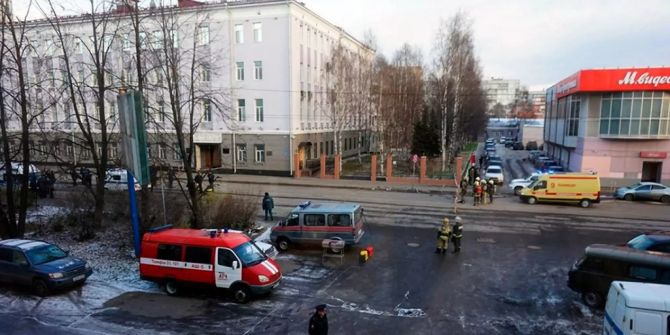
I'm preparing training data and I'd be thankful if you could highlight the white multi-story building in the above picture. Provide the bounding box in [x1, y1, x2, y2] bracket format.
[8, 0, 374, 176]
[483, 78, 521, 115]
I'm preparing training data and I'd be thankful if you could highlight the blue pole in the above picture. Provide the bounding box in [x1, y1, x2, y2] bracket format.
[127, 170, 141, 257]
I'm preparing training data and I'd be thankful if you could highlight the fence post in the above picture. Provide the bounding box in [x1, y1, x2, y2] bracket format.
[320, 155, 326, 178]
[293, 153, 301, 178]
[370, 154, 377, 183]
[456, 156, 463, 182]
[334, 154, 341, 179]
[419, 156, 427, 184]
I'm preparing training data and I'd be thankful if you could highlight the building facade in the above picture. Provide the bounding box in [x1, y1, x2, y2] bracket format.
[544, 67, 670, 184]
[6, 0, 374, 176]
[483, 78, 521, 116]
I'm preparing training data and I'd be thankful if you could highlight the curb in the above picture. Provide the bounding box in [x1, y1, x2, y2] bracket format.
[222, 179, 455, 195]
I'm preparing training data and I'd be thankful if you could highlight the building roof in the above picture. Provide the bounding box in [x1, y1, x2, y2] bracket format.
[143, 228, 250, 248]
[612, 281, 670, 311]
[548, 67, 670, 100]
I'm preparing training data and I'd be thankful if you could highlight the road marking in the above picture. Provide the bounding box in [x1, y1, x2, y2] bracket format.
[476, 238, 496, 243]
[527, 245, 542, 250]
[407, 242, 420, 248]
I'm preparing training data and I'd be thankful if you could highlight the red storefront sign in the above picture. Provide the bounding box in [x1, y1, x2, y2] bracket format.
[553, 67, 670, 99]
[639, 151, 668, 159]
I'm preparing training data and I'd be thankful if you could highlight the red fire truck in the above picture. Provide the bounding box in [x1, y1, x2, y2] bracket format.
[139, 226, 281, 303]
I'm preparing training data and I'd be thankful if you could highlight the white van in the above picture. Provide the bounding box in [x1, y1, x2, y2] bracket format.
[603, 281, 670, 335]
[104, 168, 144, 191]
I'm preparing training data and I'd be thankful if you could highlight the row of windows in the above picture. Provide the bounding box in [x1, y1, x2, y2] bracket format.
[285, 214, 352, 227]
[235, 61, 263, 81]
[33, 21, 263, 56]
[235, 144, 266, 163]
[236, 99, 264, 122]
[156, 244, 239, 268]
[599, 92, 670, 136]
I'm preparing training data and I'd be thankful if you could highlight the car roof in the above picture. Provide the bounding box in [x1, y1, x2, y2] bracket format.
[143, 228, 250, 248]
[586, 244, 670, 268]
[291, 201, 360, 214]
[0, 239, 50, 250]
[612, 281, 670, 311]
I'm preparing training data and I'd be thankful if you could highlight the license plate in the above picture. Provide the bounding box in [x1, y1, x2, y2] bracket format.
[73, 274, 85, 282]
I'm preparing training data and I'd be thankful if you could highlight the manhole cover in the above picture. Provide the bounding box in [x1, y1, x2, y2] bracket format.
[407, 242, 421, 248]
[527, 245, 541, 250]
[476, 238, 496, 243]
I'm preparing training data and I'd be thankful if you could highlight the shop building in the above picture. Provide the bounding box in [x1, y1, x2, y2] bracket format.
[544, 67, 670, 184]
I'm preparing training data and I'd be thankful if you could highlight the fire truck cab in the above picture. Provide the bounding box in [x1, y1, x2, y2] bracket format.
[139, 226, 281, 303]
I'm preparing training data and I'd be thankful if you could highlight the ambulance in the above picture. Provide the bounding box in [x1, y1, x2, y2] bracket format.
[519, 173, 601, 208]
[139, 226, 281, 303]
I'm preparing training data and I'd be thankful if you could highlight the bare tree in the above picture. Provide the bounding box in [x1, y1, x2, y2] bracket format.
[40, 0, 122, 239]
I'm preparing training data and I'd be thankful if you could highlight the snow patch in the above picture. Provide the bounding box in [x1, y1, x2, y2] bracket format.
[26, 205, 70, 224]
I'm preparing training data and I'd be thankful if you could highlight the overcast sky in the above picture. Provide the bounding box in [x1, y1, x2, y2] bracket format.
[13, 0, 670, 89]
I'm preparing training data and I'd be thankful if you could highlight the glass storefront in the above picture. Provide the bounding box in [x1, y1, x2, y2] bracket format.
[599, 91, 670, 137]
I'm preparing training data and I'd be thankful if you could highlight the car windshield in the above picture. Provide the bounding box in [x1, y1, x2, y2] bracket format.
[626, 182, 641, 189]
[626, 235, 655, 250]
[488, 167, 501, 173]
[25, 244, 67, 265]
[233, 241, 267, 267]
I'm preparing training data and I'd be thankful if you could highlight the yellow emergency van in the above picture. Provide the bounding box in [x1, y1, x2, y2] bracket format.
[519, 173, 601, 208]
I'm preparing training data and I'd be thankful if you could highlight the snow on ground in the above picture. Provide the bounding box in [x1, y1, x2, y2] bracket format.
[26, 205, 71, 224]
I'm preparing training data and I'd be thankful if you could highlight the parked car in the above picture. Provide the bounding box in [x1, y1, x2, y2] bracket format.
[487, 156, 502, 167]
[0, 162, 40, 189]
[508, 173, 542, 195]
[512, 142, 524, 150]
[528, 150, 543, 162]
[525, 141, 539, 151]
[534, 156, 551, 168]
[499, 136, 506, 144]
[484, 165, 504, 184]
[614, 182, 670, 203]
[626, 232, 670, 253]
[538, 160, 558, 172]
[504, 139, 514, 148]
[546, 165, 565, 173]
[0, 239, 93, 296]
[603, 281, 670, 335]
[104, 168, 145, 192]
[568, 244, 670, 308]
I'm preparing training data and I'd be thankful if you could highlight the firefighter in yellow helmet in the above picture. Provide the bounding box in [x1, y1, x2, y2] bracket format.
[435, 217, 452, 255]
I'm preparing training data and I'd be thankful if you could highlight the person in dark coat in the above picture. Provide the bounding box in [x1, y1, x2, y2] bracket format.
[168, 167, 175, 188]
[451, 216, 464, 253]
[70, 166, 78, 186]
[308, 304, 328, 335]
[149, 165, 157, 192]
[207, 170, 216, 191]
[194, 171, 203, 193]
[262, 192, 274, 221]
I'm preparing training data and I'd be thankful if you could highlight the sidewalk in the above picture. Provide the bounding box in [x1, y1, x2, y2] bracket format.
[215, 173, 457, 194]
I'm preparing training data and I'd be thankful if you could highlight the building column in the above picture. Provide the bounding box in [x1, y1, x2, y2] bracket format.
[334, 154, 341, 179]
[456, 156, 463, 182]
[370, 154, 377, 183]
[419, 156, 427, 183]
[320, 155, 326, 178]
[386, 153, 393, 182]
[293, 153, 301, 179]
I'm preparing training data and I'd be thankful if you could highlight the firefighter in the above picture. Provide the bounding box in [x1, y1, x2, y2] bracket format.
[435, 217, 452, 254]
[473, 178, 482, 206]
[481, 178, 489, 205]
[488, 179, 496, 204]
[452, 216, 463, 253]
[458, 177, 468, 203]
[468, 164, 475, 185]
[194, 171, 203, 193]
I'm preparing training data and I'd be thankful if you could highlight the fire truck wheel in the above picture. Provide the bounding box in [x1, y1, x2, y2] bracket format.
[231, 284, 251, 303]
[165, 280, 179, 296]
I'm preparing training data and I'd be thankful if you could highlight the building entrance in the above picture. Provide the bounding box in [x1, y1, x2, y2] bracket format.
[198, 144, 221, 169]
[641, 161, 662, 182]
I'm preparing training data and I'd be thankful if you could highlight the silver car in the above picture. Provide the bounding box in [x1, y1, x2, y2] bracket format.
[614, 182, 670, 203]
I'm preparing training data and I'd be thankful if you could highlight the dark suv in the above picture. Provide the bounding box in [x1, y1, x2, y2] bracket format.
[626, 232, 670, 253]
[0, 239, 93, 296]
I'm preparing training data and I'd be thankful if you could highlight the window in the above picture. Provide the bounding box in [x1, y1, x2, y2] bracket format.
[566, 97, 580, 136]
[234, 24, 244, 44]
[109, 143, 118, 159]
[255, 99, 264, 122]
[201, 65, 211, 82]
[12, 250, 28, 266]
[286, 213, 299, 226]
[304, 214, 326, 226]
[255, 144, 265, 163]
[534, 180, 547, 190]
[236, 144, 247, 162]
[169, 29, 179, 47]
[157, 244, 182, 261]
[629, 266, 657, 280]
[237, 99, 246, 121]
[173, 143, 181, 160]
[158, 101, 166, 122]
[254, 61, 263, 80]
[328, 214, 351, 227]
[217, 248, 238, 267]
[0, 248, 11, 262]
[185, 246, 212, 264]
[203, 99, 212, 122]
[253, 22, 262, 42]
[158, 145, 166, 159]
[600, 91, 670, 136]
[152, 30, 163, 49]
[197, 26, 210, 46]
[236, 62, 244, 81]
[122, 33, 131, 50]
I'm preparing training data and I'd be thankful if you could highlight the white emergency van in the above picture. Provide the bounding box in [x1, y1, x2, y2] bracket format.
[603, 281, 670, 335]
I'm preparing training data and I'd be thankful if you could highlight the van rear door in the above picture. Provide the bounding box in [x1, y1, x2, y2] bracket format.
[215, 247, 242, 289]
